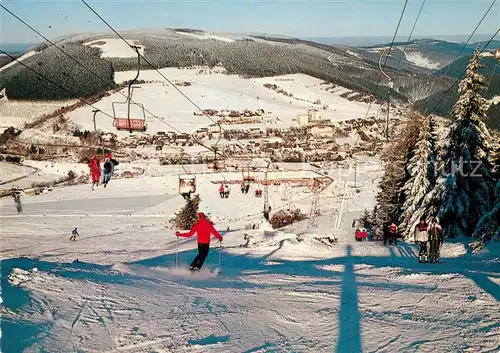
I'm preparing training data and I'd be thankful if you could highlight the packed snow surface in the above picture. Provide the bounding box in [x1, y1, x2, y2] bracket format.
[1, 161, 499, 352]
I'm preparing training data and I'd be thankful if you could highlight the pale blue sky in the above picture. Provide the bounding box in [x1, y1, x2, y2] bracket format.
[0, 0, 499, 44]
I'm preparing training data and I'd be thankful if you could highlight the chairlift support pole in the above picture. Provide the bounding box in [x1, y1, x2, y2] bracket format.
[354, 160, 357, 188]
[378, 48, 393, 140]
[263, 160, 271, 217]
[127, 45, 141, 134]
[92, 109, 105, 158]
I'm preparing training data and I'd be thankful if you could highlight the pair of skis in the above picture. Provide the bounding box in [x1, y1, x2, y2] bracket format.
[176, 238, 223, 275]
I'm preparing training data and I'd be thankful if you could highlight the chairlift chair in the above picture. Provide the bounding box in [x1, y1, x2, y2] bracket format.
[242, 166, 256, 183]
[178, 154, 196, 199]
[112, 87, 147, 132]
[111, 45, 147, 133]
[179, 174, 196, 199]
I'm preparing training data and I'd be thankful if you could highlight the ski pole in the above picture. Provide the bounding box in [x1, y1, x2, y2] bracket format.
[176, 235, 179, 268]
[218, 241, 222, 267]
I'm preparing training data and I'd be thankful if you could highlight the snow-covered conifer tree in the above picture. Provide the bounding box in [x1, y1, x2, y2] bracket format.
[372, 108, 427, 238]
[471, 180, 500, 247]
[438, 47, 495, 237]
[400, 115, 437, 237]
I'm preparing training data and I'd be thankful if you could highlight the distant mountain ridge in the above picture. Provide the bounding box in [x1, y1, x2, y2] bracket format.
[0, 29, 453, 104]
[418, 53, 500, 130]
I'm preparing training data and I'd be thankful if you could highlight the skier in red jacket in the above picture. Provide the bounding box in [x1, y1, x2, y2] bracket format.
[176, 212, 223, 271]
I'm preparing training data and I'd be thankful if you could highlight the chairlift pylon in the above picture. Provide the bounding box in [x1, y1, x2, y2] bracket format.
[112, 46, 147, 133]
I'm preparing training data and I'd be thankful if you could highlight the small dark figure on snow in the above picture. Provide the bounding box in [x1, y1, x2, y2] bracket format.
[388, 223, 398, 246]
[12, 192, 23, 214]
[176, 212, 223, 271]
[219, 184, 225, 198]
[223, 185, 230, 198]
[70, 227, 79, 241]
[382, 222, 389, 245]
[244, 184, 250, 194]
[181, 190, 192, 200]
[428, 217, 443, 263]
[414, 217, 429, 263]
[263, 205, 271, 221]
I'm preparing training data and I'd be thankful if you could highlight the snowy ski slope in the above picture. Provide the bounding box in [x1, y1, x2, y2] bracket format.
[1, 160, 499, 353]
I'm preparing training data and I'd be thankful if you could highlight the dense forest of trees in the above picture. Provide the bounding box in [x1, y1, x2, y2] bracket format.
[373, 48, 499, 250]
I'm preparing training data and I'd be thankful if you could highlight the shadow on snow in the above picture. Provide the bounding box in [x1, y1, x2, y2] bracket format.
[1, 238, 498, 352]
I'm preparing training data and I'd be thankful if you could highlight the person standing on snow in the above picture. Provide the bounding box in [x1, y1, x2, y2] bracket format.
[88, 156, 101, 189]
[223, 184, 230, 198]
[176, 212, 223, 271]
[428, 217, 443, 263]
[388, 222, 398, 246]
[382, 222, 389, 246]
[12, 191, 23, 214]
[414, 217, 429, 263]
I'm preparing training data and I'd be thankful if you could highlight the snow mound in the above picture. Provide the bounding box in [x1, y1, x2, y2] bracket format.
[234, 230, 338, 260]
[8, 267, 40, 285]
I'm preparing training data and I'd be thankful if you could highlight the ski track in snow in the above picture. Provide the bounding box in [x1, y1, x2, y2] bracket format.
[1, 164, 499, 353]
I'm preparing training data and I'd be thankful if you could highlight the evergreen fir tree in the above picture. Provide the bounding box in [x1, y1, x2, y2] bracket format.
[171, 194, 200, 230]
[400, 115, 437, 237]
[372, 112, 421, 239]
[427, 116, 439, 187]
[438, 47, 495, 237]
[472, 180, 500, 247]
[372, 153, 406, 238]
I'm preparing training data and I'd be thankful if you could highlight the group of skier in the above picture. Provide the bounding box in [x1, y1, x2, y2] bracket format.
[87, 153, 119, 189]
[218, 184, 230, 198]
[380, 217, 443, 263]
[414, 216, 443, 263]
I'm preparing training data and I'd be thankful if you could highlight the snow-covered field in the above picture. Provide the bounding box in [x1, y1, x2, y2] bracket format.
[1, 160, 499, 352]
[66, 71, 383, 136]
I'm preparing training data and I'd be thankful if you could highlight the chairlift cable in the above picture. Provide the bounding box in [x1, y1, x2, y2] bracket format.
[394, 0, 427, 71]
[81, 0, 255, 155]
[427, 27, 500, 116]
[362, 0, 409, 120]
[0, 49, 116, 121]
[0, 4, 220, 156]
[437, 0, 497, 80]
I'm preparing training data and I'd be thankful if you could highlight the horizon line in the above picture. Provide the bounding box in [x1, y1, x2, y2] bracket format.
[1, 30, 498, 46]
